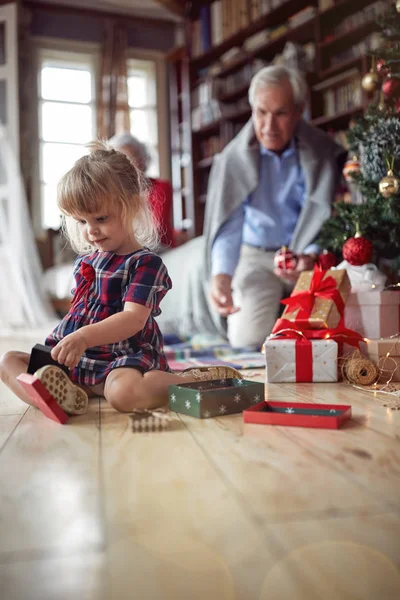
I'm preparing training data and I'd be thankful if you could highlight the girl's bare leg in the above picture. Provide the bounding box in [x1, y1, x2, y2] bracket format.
[104, 368, 200, 413]
[0, 351, 35, 406]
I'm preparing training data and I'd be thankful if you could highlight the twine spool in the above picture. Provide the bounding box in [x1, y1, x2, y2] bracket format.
[341, 350, 379, 385]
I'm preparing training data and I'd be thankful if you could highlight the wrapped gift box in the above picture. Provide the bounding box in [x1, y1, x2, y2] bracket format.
[265, 338, 338, 383]
[243, 401, 351, 429]
[344, 291, 400, 340]
[364, 337, 400, 382]
[279, 268, 350, 330]
[168, 378, 264, 418]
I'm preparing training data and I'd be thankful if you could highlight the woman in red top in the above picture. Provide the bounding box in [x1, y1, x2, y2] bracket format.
[109, 132, 176, 249]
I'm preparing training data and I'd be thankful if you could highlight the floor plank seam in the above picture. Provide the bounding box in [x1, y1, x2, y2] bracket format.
[178, 414, 291, 559]
[0, 410, 28, 455]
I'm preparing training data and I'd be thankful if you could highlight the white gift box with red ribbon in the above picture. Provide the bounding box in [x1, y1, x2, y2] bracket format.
[264, 337, 338, 383]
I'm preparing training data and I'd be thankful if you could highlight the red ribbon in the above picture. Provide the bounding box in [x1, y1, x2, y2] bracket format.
[268, 329, 313, 382]
[295, 338, 313, 382]
[279, 265, 345, 328]
[71, 262, 95, 312]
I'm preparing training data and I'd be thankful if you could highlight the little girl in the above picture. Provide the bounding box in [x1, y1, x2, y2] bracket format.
[0, 142, 240, 419]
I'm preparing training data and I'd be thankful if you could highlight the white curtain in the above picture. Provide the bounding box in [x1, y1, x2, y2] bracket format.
[0, 123, 57, 330]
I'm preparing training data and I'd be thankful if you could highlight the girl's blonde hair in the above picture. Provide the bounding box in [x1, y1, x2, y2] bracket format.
[58, 140, 159, 253]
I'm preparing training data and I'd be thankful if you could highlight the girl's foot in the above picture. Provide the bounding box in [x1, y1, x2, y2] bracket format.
[179, 365, 243, 381]
[34, 365, 88, 415]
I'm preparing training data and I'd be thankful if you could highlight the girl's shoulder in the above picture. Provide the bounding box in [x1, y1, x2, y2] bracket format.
[124, 248, 164, 270]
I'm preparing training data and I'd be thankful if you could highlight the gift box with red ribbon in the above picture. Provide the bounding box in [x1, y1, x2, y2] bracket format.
[264, 336, 338, 383]
[263, 326, 364, 383]
[273, 266, 351, 332]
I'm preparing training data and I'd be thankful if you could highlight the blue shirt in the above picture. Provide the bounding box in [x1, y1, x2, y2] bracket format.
[211, 140, 319, 276]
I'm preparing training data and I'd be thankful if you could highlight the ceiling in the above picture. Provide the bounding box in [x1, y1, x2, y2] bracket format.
[34, 0, 185, 22]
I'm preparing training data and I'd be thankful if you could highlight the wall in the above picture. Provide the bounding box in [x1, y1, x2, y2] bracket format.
[30, 5, 176, 51]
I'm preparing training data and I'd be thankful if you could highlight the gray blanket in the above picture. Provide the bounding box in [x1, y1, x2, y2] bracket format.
[157, 235, 226, 338]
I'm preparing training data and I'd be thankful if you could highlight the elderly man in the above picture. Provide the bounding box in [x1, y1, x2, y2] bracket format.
[158, 65, 346, 348]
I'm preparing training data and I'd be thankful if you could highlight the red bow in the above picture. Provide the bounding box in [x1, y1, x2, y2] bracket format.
[71, 262, 95, 312]
[280, 265, 345, 327]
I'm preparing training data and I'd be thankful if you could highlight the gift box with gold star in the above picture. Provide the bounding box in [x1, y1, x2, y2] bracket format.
[168, 378, 264, 418]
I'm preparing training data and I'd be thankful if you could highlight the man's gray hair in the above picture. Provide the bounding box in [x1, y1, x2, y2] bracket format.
[248, 65, 308, 108]
[108, 131, 151, 171]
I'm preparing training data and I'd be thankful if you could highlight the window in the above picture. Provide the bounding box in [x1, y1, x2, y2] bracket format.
[38, 49, 96, 229]
[127, 58, 159, 178]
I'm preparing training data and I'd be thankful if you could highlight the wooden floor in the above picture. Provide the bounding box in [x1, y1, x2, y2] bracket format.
[1, 333, 400, 600]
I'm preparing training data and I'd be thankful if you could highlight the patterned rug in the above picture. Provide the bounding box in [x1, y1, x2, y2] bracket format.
[163, 334, 265, 372]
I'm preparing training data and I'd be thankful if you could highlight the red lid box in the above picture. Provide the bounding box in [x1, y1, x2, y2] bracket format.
[243, 401, 351, 429]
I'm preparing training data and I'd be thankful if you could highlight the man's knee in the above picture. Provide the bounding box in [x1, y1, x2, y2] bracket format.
[227, 328, 266, 350]
[227, 311, 276, 349]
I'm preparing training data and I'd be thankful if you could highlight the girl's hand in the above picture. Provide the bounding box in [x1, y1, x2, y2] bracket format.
[51, 331, 88, 369]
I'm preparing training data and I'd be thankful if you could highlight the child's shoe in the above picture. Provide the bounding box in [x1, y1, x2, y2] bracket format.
[17, 365, 88, 424]
[179, 365, 242, 381]
[35, 365, 88, 415]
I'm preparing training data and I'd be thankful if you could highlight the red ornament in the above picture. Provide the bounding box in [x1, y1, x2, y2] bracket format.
[274, 246, 298, 270]
[342, 236, 373, 266]
[318, 250, 337, 270]
[376, 59, 390, 77]
[382, 76, 400, 97]
[343, 156, 360, 182]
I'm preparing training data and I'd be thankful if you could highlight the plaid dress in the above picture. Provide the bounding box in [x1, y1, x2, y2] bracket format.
[45, 249, 172, 386]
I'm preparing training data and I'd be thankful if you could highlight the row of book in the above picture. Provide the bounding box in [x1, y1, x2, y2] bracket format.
[220, 59, 266, 96]
[189, 0, 307, 58]
[191, 59, 263, 130]
[323, 78, 362, 117]
[189, 0, 381, 59]
[327, 32, 381, 70]
[192, 96, 250, 132]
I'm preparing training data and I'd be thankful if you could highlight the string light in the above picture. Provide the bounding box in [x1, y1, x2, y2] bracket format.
[350, 333, 400, 409]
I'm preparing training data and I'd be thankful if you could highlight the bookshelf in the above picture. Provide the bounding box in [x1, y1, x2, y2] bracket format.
[169, 0, 390, 237]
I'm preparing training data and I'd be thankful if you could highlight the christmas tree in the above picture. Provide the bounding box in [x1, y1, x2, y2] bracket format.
[317, 1, 400, 270]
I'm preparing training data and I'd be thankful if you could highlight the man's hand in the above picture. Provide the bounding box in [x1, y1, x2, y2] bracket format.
[51, 331, 88, 369]
[210, 274, 240, 316]
[273, 253, 317, 283]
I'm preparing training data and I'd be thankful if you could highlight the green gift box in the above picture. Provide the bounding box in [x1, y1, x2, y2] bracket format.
[168, 378, 264, 418]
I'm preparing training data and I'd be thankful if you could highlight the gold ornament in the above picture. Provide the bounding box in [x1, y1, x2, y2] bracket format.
[362, 68, 379, 93]
[379, 169, 400, 198]
[396, 0, 400, 13]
